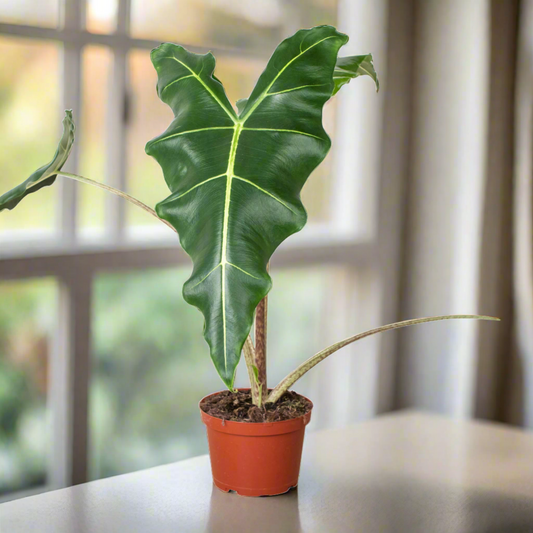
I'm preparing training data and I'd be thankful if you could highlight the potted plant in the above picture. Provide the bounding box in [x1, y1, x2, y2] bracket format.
[0, 25, 498, 497]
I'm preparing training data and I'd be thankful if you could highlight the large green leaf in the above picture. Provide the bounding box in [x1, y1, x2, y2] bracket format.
[0, 110, 75, 212]
[146, 26, 372, 388]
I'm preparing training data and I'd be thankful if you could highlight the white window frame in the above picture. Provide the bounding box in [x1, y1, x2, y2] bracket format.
[0, 0, 407, 501]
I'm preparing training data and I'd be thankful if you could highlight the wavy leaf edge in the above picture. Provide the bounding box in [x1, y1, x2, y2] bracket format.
[146, 26, 357, 388]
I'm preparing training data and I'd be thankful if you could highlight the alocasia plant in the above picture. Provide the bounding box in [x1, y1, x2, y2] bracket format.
[0, 26, 497, 408]
[146, 26, 364, 390]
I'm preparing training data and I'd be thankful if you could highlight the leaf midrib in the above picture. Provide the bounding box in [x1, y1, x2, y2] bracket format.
[220, 123, 242, 370]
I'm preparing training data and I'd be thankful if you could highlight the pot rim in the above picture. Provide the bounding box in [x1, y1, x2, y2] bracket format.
[199, 388, 313, 436]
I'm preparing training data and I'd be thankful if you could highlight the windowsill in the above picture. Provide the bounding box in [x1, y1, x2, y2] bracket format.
[0, 223, 372, 262]
[3, 412, 533, 531]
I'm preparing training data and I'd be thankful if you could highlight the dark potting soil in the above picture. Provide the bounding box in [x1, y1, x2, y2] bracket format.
[200, 390, 312, 423]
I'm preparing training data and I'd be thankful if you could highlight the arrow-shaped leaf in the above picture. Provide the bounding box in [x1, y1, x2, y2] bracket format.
[146, 26, 351, 388]
[0, 110, 75, 211]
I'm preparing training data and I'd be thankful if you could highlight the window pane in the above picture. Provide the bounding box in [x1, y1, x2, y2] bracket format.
[126, 48, 335, 228]
[302, 98, 336, 222]
[257, 266, 331, 397]
[207, 55, 265, 110]
[0, 0, 58, 28]
[300, 0, 338, 28]
[86, 0, 118, 34]
[0, 37, 60, 236]
[130, 0, 337, 53]
[126, 49, 174, 229]
[0, 278, 57, 496]
[89, 268, 214, 480]
[89, 266, 331, 479]
[79, 45, 113, 235]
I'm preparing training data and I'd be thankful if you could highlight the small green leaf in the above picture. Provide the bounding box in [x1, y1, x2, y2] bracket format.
[236, 98, 248, 115]
[0, 110, 75, 212]
[252, 364, 260, 383]
[332, 54, 379, 95]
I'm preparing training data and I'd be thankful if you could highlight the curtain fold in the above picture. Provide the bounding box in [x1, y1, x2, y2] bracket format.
[509, 0, 533, 427]
[395, 0, 525, 424]
[474, 0, 518, 423]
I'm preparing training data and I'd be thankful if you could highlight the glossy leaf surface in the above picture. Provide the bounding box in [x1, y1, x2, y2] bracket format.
[0, 110, 75, 212]
[146, 26, 354, 387]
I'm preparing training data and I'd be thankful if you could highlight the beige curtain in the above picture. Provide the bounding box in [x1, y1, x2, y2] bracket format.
[393, 0, 523, 425]
[505, 0, 533, 427]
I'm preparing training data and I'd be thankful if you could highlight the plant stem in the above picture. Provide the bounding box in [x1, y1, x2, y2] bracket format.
[58, 172, 176, 233]
[266, 314, 500, 404]
[254, 263, 269, 404]
[243, 335, 260, 405]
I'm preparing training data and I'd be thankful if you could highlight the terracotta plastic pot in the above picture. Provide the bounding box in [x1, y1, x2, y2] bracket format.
[199, 390, 313, 497]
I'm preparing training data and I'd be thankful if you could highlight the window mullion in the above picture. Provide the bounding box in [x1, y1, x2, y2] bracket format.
[49, 266, 93, 487]
[48, 0, 89, 489]
[48, 271, 92, 487]
[105, 0, 131, 242]
[59, 45, 81, 244]
[59, 0, 86, 244]
[117, 0, 131, 34]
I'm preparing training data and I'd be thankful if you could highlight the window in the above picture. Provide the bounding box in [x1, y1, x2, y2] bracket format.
[89, 266, 336, 479]
[0, 0, 392, 501]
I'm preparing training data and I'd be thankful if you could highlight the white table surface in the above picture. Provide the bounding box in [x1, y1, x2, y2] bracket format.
[3, 411, 533, 532]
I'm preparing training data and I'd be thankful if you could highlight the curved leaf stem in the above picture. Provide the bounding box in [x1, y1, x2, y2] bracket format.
[242, 335, 260, 405]
[58, 172, 176, 232]
[266, 314, 500, 404]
